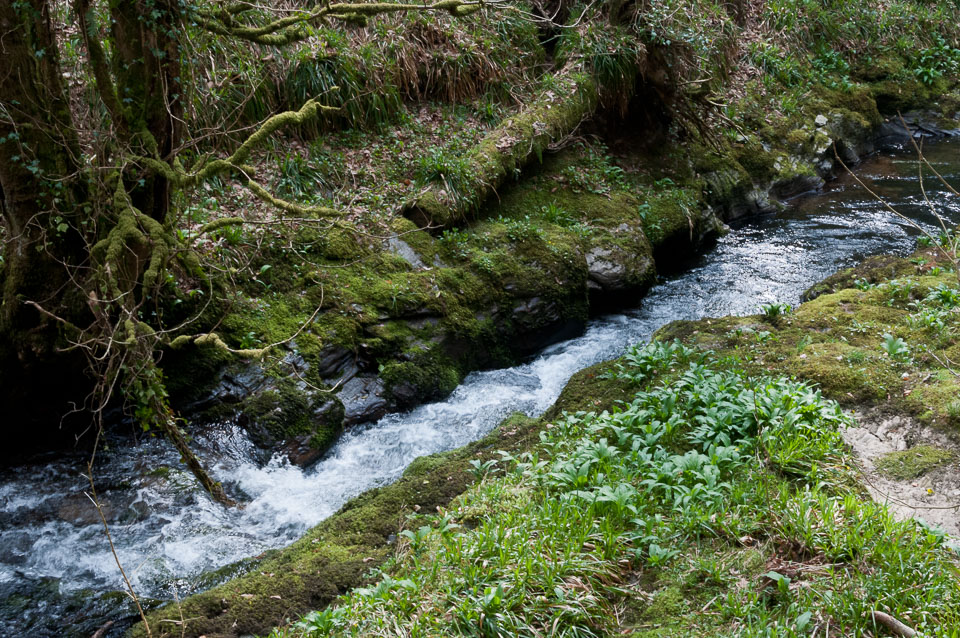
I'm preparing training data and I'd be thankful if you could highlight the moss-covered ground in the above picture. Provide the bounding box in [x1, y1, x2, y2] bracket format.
[656, 245, 960, 428]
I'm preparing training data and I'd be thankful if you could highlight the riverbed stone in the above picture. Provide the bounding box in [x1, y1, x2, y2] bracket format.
[314, 344, 355, 380]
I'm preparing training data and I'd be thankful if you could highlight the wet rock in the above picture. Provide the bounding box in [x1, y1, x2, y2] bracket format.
[387, 380, 419, 406]
[237, 378, 344, 456]
[339, 376, 389, 425]
[281, 434, 326, 468]
[727, 188, 777, 220]
[770, 174, 824, 200]
[314, 345, 355, 380]
[586, 247, 628, 290]
[874, 114, 959, 150]
[585, 240, 655, 307]
[0, 534, 33, 566]
[508, 297, 584, 355]
[280, 399, 346, 467]
[1, 575, 137, 638]
[512, 296, 557, 324]
[183, 361, 269, 413]
[57, 494, 112, 526]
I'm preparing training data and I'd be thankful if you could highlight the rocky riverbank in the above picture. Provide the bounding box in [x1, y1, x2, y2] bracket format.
[163, 104, 960, 471]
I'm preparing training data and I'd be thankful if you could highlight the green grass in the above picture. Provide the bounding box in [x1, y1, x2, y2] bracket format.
[272, 341, 960, 637]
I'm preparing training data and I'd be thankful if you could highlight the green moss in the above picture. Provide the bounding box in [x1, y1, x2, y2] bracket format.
[544, 360, 633, 420]
[812, 84, 883, 127]
[803, 254, 915, 301]
[875, 445, 955, 480]
[240, 378, 313, 445]
[870, 73, 943, 114]
[642, 585, 686, 622]
[379, 349, 461, 408]
[735, 141, 777, 182]
[236, 378, 343, 455]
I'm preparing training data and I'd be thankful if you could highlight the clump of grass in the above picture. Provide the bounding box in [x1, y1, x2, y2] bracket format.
[876, 445, 955, 480]
[760, 302, 792, 324]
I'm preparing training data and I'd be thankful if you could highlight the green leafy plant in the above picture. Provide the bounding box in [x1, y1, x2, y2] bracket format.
[880, 333, 911, 363]
[497, 215, 543, 242]
[759, 302, 792, 324]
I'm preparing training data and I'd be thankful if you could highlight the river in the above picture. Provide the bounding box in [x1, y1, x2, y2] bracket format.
[2, 140, 958, 637]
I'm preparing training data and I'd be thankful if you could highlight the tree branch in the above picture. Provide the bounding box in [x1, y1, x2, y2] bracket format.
[193, 0, 490, 44]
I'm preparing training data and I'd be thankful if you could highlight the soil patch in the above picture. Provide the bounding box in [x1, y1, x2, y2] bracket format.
[845, 410, 960, 535]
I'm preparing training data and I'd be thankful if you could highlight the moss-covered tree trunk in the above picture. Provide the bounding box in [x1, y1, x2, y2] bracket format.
[402, 62, 600, 229]
[107, 0, 183, 222]
[0, 0, 91, 444]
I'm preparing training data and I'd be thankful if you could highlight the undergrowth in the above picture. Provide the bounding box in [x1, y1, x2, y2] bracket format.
[272, 341, 960, 637]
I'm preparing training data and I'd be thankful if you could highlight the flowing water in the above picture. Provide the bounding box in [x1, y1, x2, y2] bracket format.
[2, 141, 959, 636]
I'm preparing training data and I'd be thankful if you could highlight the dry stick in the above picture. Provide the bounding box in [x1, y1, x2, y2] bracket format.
[870, 610, 917, 637]
[85, 431, 153, 637]
[833, 148, 959, 282]
[90, 620, 115, 638]
[927, 350, 960, 378]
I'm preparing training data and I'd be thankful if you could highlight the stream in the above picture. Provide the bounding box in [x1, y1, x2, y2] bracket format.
[2, 141, 959, 637]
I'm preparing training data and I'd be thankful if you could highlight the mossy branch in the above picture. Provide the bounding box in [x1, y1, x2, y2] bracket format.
[196, 217, 246, 235]
[245, 180, 339, 217]
[194, 0, 489, 45]
[167, 303, 323, 359]
[130, 99, 337, 190]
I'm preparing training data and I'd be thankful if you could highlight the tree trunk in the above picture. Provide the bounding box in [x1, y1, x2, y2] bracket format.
[0, 0, 91, 451]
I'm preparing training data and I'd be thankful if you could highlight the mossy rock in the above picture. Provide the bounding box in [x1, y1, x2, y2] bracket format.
[380, 348, 461, 409]
[161, 341, 236, 409]
[802, 254, 914, 301]
[238, 378, 344, 457]
[876, 445, 955, 480]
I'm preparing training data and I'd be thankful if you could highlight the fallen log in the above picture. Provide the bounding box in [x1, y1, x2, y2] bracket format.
[402, 61, 601, 229]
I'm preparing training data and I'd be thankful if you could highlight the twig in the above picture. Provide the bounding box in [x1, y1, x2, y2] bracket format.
[91, 620, 115, 638]
[833, 146, 959, 285]
[899, 113, 960, 197]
